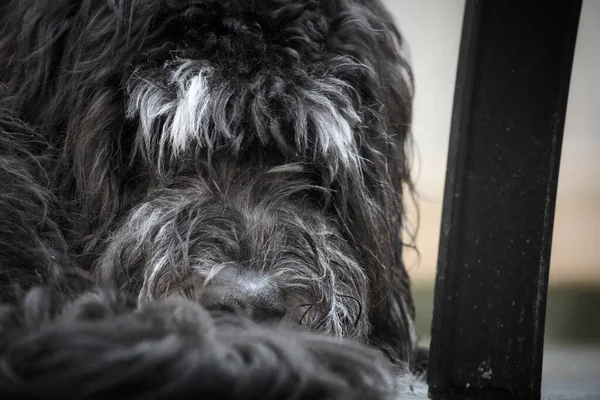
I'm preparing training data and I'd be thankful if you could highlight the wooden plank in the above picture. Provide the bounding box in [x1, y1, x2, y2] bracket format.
[427, 1, 582, 399]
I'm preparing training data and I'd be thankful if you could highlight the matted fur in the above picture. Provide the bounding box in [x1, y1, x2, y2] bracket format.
[0, 109, 86, 304]
[0, 288, 402, 400]
[0, 0, 425, 396]
[0, 111, 419, 399]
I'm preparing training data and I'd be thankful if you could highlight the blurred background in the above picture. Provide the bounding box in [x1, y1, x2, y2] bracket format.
[383, 0, 599, 393]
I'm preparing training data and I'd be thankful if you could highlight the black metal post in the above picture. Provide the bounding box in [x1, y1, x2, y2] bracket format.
[427, 1, 582, 399]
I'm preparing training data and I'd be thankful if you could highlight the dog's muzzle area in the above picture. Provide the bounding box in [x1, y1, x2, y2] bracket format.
[97, 164, 370, 340]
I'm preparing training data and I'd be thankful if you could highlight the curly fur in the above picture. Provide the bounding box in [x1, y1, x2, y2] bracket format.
[0, 109, 86, 304]
[0, 0, 424, 397]
[95, 162, 372, 339]
[0, 288, 403, 400]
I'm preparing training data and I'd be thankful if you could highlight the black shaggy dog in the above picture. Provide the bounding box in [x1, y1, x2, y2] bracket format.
[0, 0, 424, 398]
[0, 110, 419, 399]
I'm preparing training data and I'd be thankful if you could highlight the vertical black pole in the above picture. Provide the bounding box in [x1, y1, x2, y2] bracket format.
[427, 1, 582, 399]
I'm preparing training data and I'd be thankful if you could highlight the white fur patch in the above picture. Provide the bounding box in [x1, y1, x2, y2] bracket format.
[300, 78, 363, 174]
[127, 59, 363, 175]
[127, 61, 214, 165]
[169, 64, 212, 154]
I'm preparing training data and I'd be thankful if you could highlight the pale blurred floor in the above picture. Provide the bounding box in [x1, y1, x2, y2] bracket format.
[542, 345, 600, 398]
[397, 345, 600, 400]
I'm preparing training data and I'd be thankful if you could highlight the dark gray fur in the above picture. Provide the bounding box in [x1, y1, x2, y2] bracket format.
[0, 0, 425, 396]
[0, 109, 86, 304]
[0, 288, 401, 400]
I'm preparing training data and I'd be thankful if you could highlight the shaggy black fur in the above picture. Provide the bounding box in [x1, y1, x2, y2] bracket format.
[0, 112, 411, 399]
[0, 288, 400, 400]
[0, 109, 85, 304]
[0, 0, 424, 397]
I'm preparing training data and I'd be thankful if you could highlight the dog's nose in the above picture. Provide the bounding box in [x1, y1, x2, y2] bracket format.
[199, 268, 286, 322]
